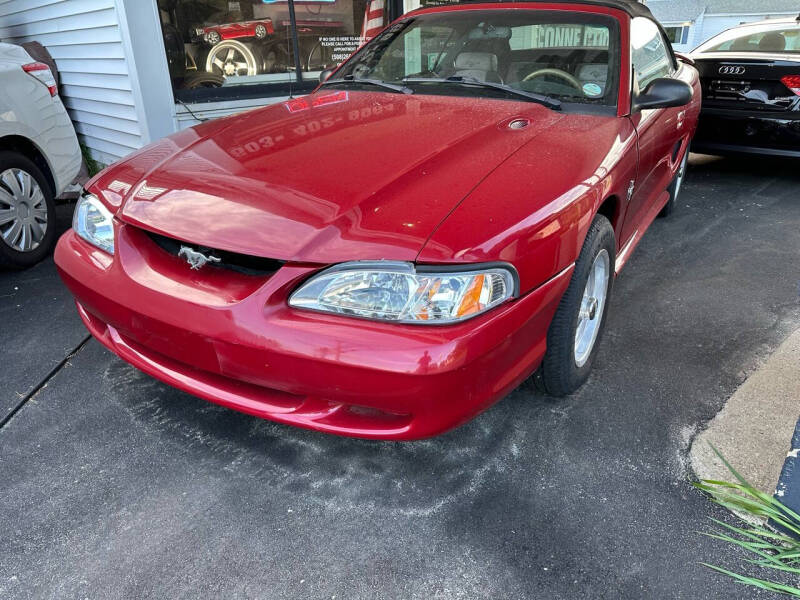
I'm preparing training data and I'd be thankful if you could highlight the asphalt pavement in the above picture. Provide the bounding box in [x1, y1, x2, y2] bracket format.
[1, 155, 799, 599]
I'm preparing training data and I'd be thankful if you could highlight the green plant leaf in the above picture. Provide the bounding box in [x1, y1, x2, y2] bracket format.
[702, 564, 800, 596]
[697, 444, 800, 595]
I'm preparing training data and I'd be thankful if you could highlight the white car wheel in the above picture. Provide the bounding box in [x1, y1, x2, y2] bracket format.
[0, 151, 55, 268]
[205, 40, 259, 77]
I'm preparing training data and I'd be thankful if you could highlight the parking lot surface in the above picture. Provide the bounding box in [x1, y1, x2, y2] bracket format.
[2, 155, 800, 599]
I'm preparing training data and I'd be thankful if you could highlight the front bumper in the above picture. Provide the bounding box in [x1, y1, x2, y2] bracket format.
[692, 108, 800, 158]
[55, 224, 571, 440]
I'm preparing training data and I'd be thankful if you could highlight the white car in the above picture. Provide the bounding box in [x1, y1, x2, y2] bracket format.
[0, 42, 81, 268]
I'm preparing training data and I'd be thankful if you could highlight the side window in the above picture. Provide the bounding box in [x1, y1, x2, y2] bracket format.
[631, 17, 673, 91]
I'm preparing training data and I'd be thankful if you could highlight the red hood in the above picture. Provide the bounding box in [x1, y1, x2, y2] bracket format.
[103, 91, 564, 263]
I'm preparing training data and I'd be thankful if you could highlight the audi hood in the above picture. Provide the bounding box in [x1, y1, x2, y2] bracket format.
[89, 90, 566, 264]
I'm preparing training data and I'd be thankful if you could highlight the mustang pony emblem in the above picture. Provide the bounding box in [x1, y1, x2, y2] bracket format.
[178, 246, 222, 270]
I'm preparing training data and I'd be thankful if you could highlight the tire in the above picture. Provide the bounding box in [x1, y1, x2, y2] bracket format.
[181, 72, 224, 89]
[0, 151, 56, 269]
[205, 39, 261, 77]
[658, 149, 689, 218]
[306, 40, 335, 72]
[206, 31, 221, 45]
[537, 214, 616, 396]
[254, 24, 268, 39]
[262, 43, 288, 73]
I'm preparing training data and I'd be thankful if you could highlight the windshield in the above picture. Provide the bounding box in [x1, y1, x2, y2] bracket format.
[696, 23, 800, 54]
[329, 10, 620, 107]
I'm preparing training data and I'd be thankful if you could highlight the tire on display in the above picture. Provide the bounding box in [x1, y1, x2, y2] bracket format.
[255, 24, 268, 39]
[181, 72, 224, 89]
[537, 214, 616, 397]
[205, 39, 261, 78]
[0, 151, 55, 269]
[262, 43, 288, 73]
[306, 40, 334, 72]
[658, 149, 689, 218]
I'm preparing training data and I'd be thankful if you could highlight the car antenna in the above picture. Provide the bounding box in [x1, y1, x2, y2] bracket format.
[287, 38, 295, 99]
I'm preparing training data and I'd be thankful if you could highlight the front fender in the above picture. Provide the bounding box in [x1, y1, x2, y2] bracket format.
[417, 114, 638, 294]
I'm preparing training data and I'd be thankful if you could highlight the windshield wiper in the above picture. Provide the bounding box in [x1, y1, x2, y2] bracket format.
[322, 75, 413, 95]
[402, 76, 561, 110]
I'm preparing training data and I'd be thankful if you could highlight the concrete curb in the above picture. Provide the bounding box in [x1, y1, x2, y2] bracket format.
[690, 329, 800, 509]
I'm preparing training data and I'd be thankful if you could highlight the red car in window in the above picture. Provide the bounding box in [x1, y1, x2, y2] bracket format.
[56, 0, 700, 440]
[196, 19, 275, 45]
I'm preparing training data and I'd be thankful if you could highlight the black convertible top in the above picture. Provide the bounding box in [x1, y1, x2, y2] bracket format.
[437, 0, 655, 20]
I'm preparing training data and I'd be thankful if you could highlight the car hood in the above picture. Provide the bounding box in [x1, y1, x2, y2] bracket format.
[110, 90, 564, 263]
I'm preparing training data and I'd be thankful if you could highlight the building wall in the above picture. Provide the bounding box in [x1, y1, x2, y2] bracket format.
[0, 0, 148, 165]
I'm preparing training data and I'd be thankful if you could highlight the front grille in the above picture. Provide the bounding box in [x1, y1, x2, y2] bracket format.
[145, 230, 284, 277]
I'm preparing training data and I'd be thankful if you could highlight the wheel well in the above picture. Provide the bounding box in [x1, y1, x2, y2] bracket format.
[597, 195, 620, 235]
[0, 135, 56, 196]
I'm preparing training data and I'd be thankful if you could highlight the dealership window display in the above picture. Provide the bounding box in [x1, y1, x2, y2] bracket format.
[158, 0, 374, 101]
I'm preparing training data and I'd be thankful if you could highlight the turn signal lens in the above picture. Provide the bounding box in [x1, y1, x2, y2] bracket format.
[289, 262, 516, 324]
[781, 75, 800, 96]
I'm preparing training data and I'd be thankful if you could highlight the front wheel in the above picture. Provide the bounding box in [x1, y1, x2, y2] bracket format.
[659, 149, 689, 218]
[537, 214, 615, 396]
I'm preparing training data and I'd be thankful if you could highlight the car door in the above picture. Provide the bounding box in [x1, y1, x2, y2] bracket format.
[622, 17, 687, 244]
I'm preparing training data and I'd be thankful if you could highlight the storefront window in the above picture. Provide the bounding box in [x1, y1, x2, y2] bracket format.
[158, 0, 376, 102]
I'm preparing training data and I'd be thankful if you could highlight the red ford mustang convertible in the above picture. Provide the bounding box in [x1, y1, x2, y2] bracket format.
[56, 0, 700, 440]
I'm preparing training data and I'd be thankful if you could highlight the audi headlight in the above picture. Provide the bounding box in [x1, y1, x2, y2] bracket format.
[289, 261, 517, 324]
[73, 191, 114, 254]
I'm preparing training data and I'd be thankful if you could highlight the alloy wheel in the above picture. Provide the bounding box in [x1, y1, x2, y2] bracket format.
[574, 249, 610, 368]
[674, 151, 688, 200]
[206, 41, 258, 77]
[0, 168, 48, 253]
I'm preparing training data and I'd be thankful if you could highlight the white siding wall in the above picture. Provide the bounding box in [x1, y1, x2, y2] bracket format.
[0, 0, 145, 165]
[685, 12, 707, 51]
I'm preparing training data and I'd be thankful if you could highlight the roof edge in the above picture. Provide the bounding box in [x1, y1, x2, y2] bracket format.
[431, 0, 654, 19]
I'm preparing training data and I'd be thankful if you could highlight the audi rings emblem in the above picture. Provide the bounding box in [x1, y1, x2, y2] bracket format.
[719, 66, 746, 75]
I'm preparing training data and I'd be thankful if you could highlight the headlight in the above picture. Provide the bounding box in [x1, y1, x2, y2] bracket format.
[289, 261, 517, 324]
[73, 191, 115, 254]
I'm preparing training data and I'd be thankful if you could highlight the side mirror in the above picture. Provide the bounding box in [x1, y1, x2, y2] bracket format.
[632, 78, 692, 112]
[319, 68, 334, 83]
[674, 52, 695, 66]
